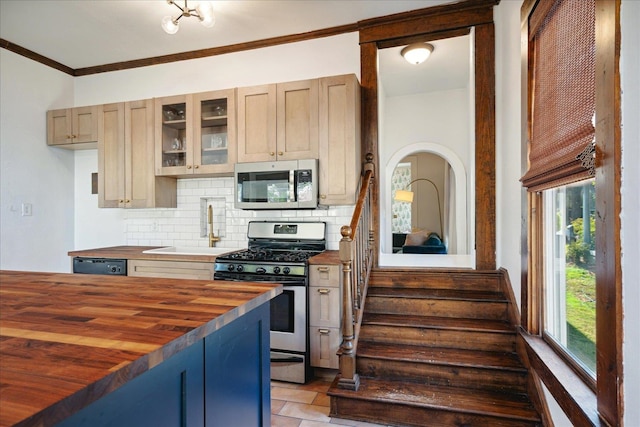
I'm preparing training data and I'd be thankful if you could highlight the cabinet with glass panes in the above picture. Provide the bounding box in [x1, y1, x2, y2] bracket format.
[193, 89, 236, 175]
[155, 89, 235, 176]
[155, 94, 190, 176]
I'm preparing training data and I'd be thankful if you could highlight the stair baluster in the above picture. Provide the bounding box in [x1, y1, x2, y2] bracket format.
[336, 154, 374, 391]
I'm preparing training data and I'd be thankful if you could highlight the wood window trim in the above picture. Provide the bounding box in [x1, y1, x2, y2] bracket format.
[521, 332, 599, 426]
[520, 0, 623, 426]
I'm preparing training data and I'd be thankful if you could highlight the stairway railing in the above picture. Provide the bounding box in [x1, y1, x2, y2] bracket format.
[336, 153, 375, 391]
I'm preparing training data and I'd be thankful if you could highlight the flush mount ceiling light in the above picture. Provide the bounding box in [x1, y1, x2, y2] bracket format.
[162, 0, 215, 35]
[400, 42, 434, 65]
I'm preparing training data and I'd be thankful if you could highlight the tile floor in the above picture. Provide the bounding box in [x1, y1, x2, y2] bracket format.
[270, 376, 395, 427]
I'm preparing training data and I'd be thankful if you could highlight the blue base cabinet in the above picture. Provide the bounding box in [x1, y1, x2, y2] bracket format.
[205, 304, 270, 427]
[57, 303, 270, 427]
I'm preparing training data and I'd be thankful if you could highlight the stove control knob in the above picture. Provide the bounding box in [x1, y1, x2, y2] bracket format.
[227, 264, 235, 272]
[283, 267, 291, 275]
[273, 266, 281, 274]
[256, 267, 266, 274]
[236, 264, 244, 272]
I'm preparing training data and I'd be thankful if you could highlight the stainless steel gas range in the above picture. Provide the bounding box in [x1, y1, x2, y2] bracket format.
[214, 221, 326, 383]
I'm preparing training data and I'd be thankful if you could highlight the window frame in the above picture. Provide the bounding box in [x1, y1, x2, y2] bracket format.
[520, 0, 622, 426]
[539, 180, 597, 390]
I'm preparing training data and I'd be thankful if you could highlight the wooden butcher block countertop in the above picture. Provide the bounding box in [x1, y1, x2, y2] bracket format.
[0, 270, 281, 427]
[68, 245, 239, 262]
[308, 250, 340, 265]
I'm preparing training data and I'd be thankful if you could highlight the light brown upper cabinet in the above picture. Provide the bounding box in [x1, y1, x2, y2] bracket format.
[318, 74, 361, 205]
[47, 105, 99, 148]
[155, 89, 236, 176]
[194, 89, 237, 175]
[98, 100, 176, 208]
[237, 79, 319, 163]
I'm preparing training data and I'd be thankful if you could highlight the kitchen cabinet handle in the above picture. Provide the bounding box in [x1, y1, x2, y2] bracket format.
[187, 165, 192, 169]
[320, 194, 327, 199]
[318, 288, 330, 294]
[269, 152, 275, 156]
[125, 200, 130, 203]
[271, 356, 304, 363]
[318, 329, 331, 335]
[317, 266, 330, 272]
[119, 199, 124, 203]
[278, 151, 284, 156]
[194, 165, 199, 169]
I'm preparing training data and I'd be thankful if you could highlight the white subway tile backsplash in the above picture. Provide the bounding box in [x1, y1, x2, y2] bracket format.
[123, 177, 354, 250]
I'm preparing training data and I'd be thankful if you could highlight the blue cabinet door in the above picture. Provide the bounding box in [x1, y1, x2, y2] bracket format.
[57, 340, 205, 427]
[204, 303, 271, 427]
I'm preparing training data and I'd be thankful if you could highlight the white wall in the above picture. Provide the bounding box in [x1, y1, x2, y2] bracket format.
[494, 0, 525, 308]
[0, 50, 76, 272]
[381, 88, 471, 176]
[73, 34, 360, 105]
[74, 149, 125, 249]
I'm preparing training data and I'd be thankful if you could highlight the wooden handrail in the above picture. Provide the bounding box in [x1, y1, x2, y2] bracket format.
[336, 153, 375, 391]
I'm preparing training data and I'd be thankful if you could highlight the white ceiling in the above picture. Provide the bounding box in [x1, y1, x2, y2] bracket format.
[0, 0, 468, 96]
[379, 34, 471, 96]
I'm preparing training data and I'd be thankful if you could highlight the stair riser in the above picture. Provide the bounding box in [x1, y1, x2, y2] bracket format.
[369, 272, 502, 292]
[356, 358, 527, 394]
[360, 325, 516, 352]
[366, 296, 508, 320]
[331, 397, 541, 427]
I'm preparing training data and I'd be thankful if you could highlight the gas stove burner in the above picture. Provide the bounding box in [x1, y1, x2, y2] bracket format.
[221, 248, 320, 263]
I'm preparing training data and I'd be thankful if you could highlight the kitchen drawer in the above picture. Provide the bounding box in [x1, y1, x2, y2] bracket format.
[309, 264, 340, 288]
[309, 285, 341, 327]
[310, 326, 340, 369]
[128, 259, 213, 280]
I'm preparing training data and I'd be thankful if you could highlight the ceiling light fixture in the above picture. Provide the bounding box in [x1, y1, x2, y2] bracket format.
[400, 42, 434, 65]
[161, 0, 215, 35]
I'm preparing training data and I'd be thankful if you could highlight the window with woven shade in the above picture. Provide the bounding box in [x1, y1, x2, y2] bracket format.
[521, 0, 595, 191]
[521, 0, 622, 424]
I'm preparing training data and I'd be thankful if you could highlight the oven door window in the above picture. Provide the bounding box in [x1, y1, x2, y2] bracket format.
[271, 290, 295, 333]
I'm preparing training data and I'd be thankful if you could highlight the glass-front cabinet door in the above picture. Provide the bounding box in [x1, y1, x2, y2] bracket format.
[155, 94, 192, 176]
[155, 91, 235, 176]
[193, 89, 236, 174]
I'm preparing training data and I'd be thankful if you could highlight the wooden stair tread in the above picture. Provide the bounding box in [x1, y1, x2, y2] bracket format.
[367, 286, 508, 302]
[362, 313, 515, 334]
[330, 269, 542, 426]
[329, 377, 541, 422]
[357, 341, 526, 372]
[369, 269, 502, 292]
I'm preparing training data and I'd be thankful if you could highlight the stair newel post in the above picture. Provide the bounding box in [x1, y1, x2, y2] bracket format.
[337, 225, 360, 390]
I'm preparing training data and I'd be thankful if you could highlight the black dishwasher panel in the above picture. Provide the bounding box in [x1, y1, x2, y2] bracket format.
[73, 257, 127, 275]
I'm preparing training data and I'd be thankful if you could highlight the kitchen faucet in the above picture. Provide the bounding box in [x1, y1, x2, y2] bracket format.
[208, 205, 221, 247]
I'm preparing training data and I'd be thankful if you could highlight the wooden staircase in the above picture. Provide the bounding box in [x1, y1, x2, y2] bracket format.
[328, 269, 542, 427]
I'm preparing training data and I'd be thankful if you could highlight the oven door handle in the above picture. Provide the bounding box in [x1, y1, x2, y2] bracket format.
[271, 356, 304, 363]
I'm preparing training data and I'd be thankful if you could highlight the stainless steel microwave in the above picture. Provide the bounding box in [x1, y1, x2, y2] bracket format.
[234, 159, 318, 210]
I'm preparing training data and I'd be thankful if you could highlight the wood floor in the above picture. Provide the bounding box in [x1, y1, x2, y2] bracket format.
[271, 377, 393, 427]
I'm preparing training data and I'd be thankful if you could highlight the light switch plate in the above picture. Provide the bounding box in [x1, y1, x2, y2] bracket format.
[21, 203, 32, 216]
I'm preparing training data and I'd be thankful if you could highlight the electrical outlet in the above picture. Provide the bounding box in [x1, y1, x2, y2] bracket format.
[21, 203, 32, 216]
